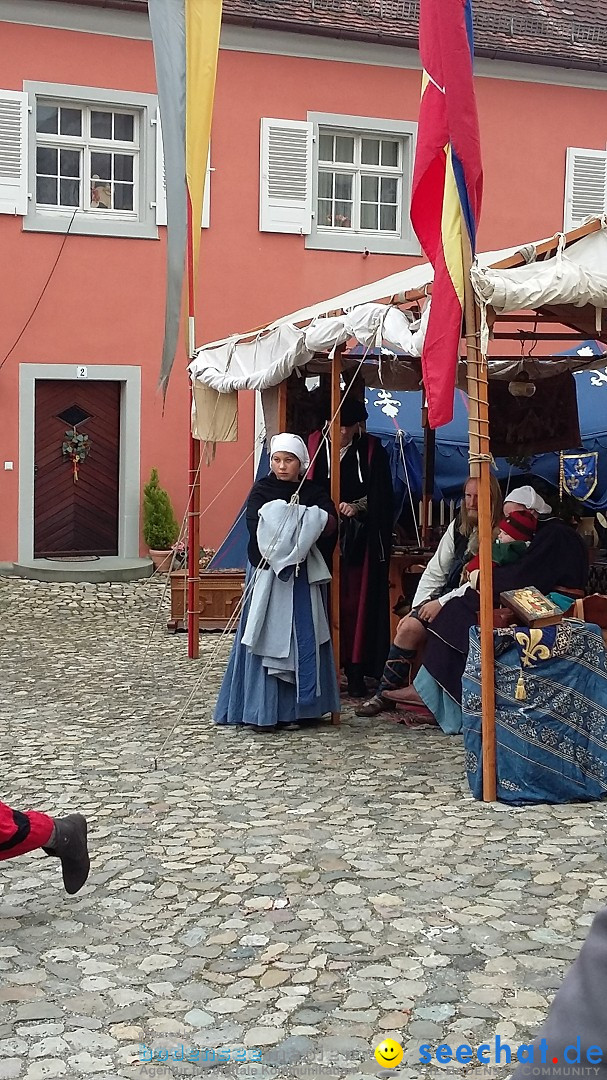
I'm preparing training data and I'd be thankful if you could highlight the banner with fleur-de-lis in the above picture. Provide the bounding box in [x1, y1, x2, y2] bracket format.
[560, 451, 598, 501]
[514, 627, 557, 669]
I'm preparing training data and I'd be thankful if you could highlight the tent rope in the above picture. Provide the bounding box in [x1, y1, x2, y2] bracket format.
[396, 430, 421, 549]
[153, 341, 376, 767]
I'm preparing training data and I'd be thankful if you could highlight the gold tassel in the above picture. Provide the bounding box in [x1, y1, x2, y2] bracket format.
[515, 673, 527, 701]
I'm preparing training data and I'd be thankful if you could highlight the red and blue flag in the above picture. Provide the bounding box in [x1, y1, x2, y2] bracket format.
[410, 0, 483, 428]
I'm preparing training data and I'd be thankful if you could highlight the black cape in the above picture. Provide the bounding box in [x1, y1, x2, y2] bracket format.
[245, 473, 338, 569]
[310, 432, 394, 677]
[423, 517, 590, 702]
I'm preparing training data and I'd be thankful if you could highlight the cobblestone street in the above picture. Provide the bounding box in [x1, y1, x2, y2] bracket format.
[1, 576, 606, 1080]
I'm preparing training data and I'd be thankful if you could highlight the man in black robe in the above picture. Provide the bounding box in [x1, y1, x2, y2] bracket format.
[308, 399, 393, 697]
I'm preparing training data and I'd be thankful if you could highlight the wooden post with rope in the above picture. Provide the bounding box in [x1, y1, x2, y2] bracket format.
[463, 248, 497, 801]
[421, 395, 436, 546]
[186, 188, 201, 661]
[330, 347, 343, 724]
[187, 431, 201, 659]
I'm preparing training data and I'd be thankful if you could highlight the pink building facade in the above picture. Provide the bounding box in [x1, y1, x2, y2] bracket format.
[0, 0, 606, 569]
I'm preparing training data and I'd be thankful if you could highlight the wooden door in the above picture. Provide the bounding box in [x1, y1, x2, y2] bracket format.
[34, 380, 121, 558]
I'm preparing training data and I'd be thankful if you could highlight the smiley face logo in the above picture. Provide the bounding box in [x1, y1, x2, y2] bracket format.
[374, 1039, 404, 1068]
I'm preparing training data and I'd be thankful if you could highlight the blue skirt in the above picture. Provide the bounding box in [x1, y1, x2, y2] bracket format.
[214, 564, 340, 728]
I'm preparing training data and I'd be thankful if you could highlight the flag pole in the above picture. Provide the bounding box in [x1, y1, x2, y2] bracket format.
[463, 239, 496, 801]
[330, 347, 343, 724]
[187, 196, 201, 661]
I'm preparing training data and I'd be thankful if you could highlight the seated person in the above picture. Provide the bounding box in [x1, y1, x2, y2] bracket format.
[392, 486, 589, 733]
[464, 507, 537, 579]
[356, 474, 503, 717]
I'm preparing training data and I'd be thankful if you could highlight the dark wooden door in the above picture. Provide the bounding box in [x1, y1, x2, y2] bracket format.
[34, 380, 121, 557]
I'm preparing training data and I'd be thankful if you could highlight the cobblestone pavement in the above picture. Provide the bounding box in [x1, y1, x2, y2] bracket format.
[1, 576, 607, 1080]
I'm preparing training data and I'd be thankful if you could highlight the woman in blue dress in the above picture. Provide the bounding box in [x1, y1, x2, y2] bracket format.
[214, 433, 340, 731]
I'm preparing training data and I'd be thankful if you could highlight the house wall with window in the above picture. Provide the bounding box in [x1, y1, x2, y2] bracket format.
[0, 2, 606, 563]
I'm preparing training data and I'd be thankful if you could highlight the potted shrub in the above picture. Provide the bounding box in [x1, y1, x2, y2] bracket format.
[143, 468, 180, 572]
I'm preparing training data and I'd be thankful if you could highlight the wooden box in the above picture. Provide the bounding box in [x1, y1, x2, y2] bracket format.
[168, 569, 245, 632]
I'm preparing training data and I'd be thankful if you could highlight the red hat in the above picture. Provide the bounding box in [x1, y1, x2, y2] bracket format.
[499, 509, 537, 542]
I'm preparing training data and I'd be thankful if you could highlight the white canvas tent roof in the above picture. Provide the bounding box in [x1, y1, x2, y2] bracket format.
[190, 218, 607, 395]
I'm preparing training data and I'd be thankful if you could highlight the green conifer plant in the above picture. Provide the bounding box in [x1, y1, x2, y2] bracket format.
[142, 468, 179, 550]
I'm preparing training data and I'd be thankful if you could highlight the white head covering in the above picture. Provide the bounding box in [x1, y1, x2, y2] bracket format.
[504, 485, 552, 515]
[270, 433, 310, 476]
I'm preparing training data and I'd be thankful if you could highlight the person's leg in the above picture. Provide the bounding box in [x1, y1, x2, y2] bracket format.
[0, 801, 90, 895]
[356, 616, 428, 716]
[0, 801, 54, 858]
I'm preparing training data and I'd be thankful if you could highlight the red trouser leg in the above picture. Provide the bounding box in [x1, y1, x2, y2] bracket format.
[0, 800, 54, 860]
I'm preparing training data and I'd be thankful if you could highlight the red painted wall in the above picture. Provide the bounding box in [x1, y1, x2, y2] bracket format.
[1, 18, 606, 561]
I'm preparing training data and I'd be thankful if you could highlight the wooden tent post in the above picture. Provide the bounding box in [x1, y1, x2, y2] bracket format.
[277, 379, 288, 433]
[464, 267, 497, 802]
[330, 349, 343, 723]
[421, 397, 436, 545]
[187, 429, 201, 660]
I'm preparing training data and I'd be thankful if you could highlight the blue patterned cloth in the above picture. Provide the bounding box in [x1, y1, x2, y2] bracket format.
[463, 621, 607, 805]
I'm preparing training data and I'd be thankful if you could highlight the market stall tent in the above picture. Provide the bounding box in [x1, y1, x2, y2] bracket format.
[365, 341, 607, 507]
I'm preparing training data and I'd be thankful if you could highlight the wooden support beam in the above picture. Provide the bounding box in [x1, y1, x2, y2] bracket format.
[464, 245, 496, 803]
[491, 332, 587, 341]
[421, 398, 435, 545]
[330, 349, 343, 724]
[187, 430, 201, 660]
[277, 378, 288, 433]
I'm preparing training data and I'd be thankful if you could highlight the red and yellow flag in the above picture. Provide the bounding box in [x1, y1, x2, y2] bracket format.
[410, 0, 483, 429]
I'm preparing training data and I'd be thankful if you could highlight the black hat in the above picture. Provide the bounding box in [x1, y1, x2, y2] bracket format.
[340, 398, 368, 426]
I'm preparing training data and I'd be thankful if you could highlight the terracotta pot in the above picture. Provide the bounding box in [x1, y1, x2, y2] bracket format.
[149, 549, 173, 573]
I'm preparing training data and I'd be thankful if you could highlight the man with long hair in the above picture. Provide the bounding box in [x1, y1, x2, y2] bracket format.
[356, 474, 503, 717]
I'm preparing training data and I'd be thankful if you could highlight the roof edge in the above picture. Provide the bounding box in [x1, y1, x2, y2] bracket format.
[40, 1, 607, 74]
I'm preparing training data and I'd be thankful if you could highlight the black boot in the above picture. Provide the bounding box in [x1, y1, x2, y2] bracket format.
[345, 664, 367, 698]
[378, 645, 416, 694]
[43, 814, 90, 895]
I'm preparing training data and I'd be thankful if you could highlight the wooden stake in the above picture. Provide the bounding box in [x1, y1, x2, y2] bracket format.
[421, 398, 436, 546]
[187, 429, 201, 660]
[463, 243, 497, 802]
[330, 349, 342, 724]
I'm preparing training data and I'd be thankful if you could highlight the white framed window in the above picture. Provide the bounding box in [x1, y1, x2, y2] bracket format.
[317, 130, 402, 234]
[35, 101, 139, 216]
[309, 113, 418, 255]
[21, 82, 162, 239]
[564, 146, 607, 232]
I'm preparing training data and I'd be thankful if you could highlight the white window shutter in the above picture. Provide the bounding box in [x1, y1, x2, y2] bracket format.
[259, 117, 313, 234]
[155, 110, 211, 229]
[154, 108, 167, 226]
[0, 89, 28, 216]
[564, 147, 607, 232]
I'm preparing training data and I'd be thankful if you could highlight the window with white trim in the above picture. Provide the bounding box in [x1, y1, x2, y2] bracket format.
[19, 83, 161, 239]
[259, 113, 418, 254]
[35, 102, 139, 215]
[309, 113, 418, 255]
[317, 130, 402, 234]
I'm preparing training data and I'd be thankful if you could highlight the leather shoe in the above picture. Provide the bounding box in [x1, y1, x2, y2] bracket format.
[355, 695, 395, 717]
[43, 814, 90, 894]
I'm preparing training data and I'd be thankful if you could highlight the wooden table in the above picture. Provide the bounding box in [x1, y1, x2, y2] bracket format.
[168, 569, 245, 632]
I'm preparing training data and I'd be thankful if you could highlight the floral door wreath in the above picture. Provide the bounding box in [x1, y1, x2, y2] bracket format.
[62, 427, 91, 483]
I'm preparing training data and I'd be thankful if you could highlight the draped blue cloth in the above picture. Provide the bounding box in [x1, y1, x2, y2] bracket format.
[214, 564, 340, 728]
[463, 621, 607, 805]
